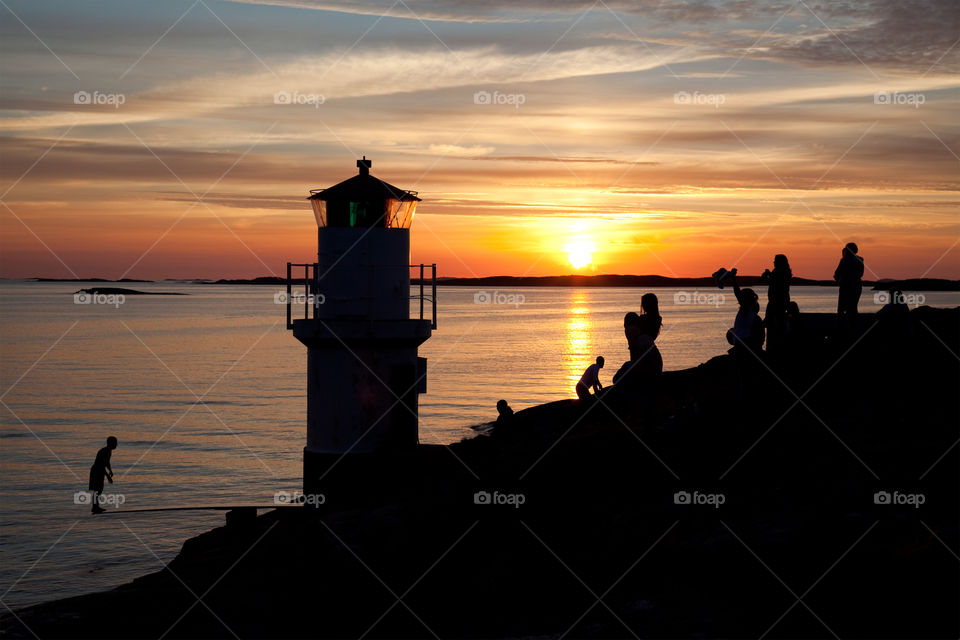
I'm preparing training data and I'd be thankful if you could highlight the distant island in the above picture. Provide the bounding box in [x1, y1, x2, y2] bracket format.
[34, 277, 152, 283]
[28, 275, 960, 290]
[74, 287, 186, 296]
[440, 274, 842, 287]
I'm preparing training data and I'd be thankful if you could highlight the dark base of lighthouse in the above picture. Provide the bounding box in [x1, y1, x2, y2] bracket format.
[303, 446, 473, 508]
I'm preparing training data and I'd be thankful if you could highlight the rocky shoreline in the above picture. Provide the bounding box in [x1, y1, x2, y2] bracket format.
[2, 307, 957, 638]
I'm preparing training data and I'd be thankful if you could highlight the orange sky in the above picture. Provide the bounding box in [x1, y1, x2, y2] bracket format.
[1, 0, 958, 280]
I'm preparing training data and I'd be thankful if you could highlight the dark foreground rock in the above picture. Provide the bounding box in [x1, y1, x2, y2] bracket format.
[3, 307, 958, 639]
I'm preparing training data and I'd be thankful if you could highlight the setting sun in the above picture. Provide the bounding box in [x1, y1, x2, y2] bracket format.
[566, 240, 594, 269]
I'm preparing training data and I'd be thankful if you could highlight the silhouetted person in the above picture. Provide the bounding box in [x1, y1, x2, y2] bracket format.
[727, 270, 765, 353]
[638, 292, 663, 342]
[834, 242, 864, 333]
[495, 399, 514, 428]
[877, 289, 912, 341]
[88, 436, 117, 514]
[725, 272, 765, 393]
[623, 295, 663, 362]
[761, 254, 792, 352]
[576, 356, 604, 400]
[614, 298, 663, 387]
[878, 289, 908, 316]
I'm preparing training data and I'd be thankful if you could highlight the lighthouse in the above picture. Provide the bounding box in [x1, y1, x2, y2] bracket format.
[286, 158, 435, 497]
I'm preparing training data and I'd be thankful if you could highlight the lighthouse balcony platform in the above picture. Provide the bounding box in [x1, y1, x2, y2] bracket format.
[291, 317, 432, 345]
[285, 261, 437, 330]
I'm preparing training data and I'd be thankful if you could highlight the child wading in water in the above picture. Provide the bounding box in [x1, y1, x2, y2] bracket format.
[88, 436, 118, 514]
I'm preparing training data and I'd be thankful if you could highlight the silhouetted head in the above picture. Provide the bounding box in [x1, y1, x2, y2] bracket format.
[640, 293, 660, 317]
[496, 399, 511, 416]
[596, 356, 604, 368]
[844, 242, 858, 256]
[106, 436, 118, 449]
[740, 287, 759, 313]
[774, 254, 790, 271]
[624, 311, 641, 327]
[786, 301, 800, 316]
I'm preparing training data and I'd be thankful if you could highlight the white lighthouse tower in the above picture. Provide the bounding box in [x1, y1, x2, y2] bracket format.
[287, 158, 435, 496]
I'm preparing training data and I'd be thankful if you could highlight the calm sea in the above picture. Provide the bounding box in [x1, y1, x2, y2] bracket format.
[2, 281, 957, 608]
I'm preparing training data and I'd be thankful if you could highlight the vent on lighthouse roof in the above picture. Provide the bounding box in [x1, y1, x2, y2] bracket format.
[307, 157, 421, 229]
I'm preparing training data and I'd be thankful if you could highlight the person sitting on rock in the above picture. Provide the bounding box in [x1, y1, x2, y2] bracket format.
[877, 289, 912, 341]
[727, 270, 765, 353]
[495, 399, 514, 428]
[614, 298, 663, 387]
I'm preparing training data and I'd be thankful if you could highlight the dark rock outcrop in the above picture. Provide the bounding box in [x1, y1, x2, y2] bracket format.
[3, 307, 957, 638]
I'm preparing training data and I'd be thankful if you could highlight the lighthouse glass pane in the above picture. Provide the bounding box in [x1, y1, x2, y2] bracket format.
[311, 200, 327, 227]
[348, 201, 383, 227]
[385, 199, 417, 229]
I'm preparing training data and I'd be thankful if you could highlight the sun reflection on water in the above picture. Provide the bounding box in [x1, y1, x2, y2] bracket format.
[564, 292, 594, 388]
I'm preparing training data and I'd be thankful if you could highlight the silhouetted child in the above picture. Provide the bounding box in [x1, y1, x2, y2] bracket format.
[576, 356, 604, 400]
[761, 254, 792, 352]
[495, 400, 514, 429]
[88, 436, 117, 514]
[834, 242, 864, 332]
[877, 289, 912, 341]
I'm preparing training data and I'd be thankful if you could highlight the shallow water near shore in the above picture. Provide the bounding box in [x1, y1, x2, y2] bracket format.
[1, 281, 957, 608]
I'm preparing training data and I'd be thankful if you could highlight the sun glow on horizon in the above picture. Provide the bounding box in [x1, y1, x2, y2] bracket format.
[566, 239, 594, 269]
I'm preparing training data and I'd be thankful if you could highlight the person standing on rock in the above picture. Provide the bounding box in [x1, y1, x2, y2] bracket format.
[834, 242, 865, 333]
[761, 254, 792, 353]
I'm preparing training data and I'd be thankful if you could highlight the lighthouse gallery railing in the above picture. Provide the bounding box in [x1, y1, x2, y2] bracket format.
[285, 262, 437, 330]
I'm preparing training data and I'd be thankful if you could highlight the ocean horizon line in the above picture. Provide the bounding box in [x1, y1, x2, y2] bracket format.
[10, 274, 960, 290]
